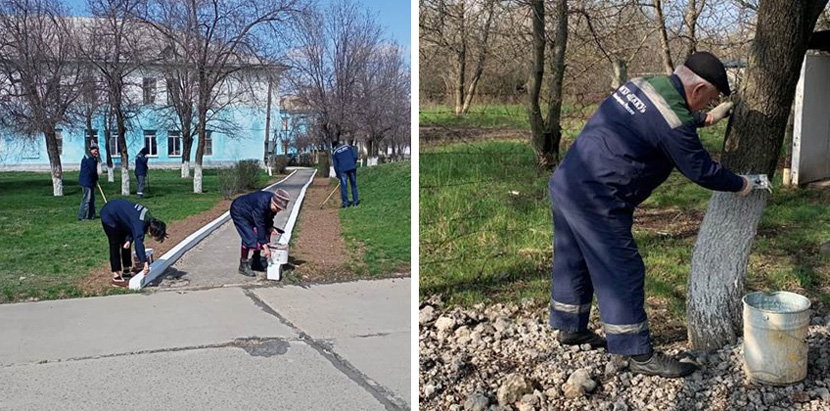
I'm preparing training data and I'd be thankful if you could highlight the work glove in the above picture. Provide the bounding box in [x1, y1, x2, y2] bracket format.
[707, 101, 734, 126]
[737, 174, 772, 197]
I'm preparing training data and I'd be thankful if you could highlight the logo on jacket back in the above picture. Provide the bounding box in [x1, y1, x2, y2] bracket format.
[335, 146, 350, 154]
[613, 85, 648, 115]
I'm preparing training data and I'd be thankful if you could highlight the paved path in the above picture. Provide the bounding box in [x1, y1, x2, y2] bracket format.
[0, 279, 411, 411]
[157, 168, 316, 289]
[1, 167, 411, 410]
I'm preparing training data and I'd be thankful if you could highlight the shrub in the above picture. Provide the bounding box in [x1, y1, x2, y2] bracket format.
[218, 167, 240, 200]
[270, 155, 289, 174]
[236, 159, 261, 190]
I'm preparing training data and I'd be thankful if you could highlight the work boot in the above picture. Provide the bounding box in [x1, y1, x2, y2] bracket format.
[628, 351, 698, 378]
[557, 330, 607, 349]
[238, 259, 255, 277]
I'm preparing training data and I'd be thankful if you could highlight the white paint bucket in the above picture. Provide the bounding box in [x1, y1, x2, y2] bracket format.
[266, 244, 288, 281]
[132, 248, 154, 266]
[743, 291, 811, 385]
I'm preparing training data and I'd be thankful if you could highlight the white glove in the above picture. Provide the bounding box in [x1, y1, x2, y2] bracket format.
[737, 174, 772, 197]
[707, 101, 734, 125]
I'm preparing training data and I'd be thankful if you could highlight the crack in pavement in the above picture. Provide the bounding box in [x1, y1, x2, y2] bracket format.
[0, 337, 296, 368]
[242, 289, 409, 411]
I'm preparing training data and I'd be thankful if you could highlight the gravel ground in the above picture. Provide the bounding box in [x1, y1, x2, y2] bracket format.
[419, 296, 830, 411]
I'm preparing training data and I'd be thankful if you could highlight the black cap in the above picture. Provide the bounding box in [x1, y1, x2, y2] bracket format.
[683, 51, 731, 96]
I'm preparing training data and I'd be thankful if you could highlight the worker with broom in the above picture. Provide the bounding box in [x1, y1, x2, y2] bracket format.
[548, 52, 772, 378]
[333, 140, 359, 208]
[100, 199, 168, 287]
[230, 189, 291, 277]
[77, 143, 100, 220]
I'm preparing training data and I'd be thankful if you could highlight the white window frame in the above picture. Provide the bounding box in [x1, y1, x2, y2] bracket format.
[109, 133, 121, 158]
[144, 130, 158, 157]
[167, 130, 182, 157]
[143, 77, 156, 105]
[86, 129, 98, 151]
[204, 130, 213, 156]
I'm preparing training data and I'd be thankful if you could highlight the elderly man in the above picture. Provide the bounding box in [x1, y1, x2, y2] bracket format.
[230, 189, 291, 277]
[78, 143, 100, 220]
[548, 52, 770, 377]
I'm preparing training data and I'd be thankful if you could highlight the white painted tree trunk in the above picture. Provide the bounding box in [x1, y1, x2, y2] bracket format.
[182, 161, 190, 178]
[193, 164, 202, 193]
[97, 161, 103, 175]
[51, 173, 63, 197]
[121, 165, 130, 195]
[687, 191, 768, 350]
[107, 166, 114, 182]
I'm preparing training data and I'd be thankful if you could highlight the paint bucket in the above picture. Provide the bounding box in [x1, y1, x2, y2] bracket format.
[742, 291, 811, 385]
[132, 248, 154, 267]
[266, 244, 288, 281]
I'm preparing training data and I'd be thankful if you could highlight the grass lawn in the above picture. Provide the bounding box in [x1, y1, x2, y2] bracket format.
[339, 161, 411, 275]
[419, 103, 597, 130]
[420, 138, 830, 324]
[0, 168, 271, 303]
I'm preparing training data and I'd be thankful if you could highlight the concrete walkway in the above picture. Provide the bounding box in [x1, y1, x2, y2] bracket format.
[1, 168, 411, 410]
[0, 279, 411, 410]
[156, 168, 316, 289]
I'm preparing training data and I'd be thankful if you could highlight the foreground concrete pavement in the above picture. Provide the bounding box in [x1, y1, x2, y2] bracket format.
[0, 278, 411, 411]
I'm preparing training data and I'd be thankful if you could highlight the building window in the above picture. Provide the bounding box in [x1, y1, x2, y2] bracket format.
[56, 129, 63, 155]
[143, 77, 156, 105]
[22, 138, 39, 159]
[86, 129, 98, 150]
[168, 131, 181, 156]
[204, 130, 213, 156]
[109, 133, 121, 157]
[144, 130, 158, 157]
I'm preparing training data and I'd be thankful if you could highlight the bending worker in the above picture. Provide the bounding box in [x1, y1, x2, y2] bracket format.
[548, 52, 770, 378]
[101, 199, 167, 287]
[230, 189, 291, 277]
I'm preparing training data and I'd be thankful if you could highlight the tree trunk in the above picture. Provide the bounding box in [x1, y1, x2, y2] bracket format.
[526, 0, 567, 171]
[460, 0, 495, 114]
[103, 127, 115, 183]
[543, 0, 568, 170]
[653, 0, 675, 74]
[264, 76, 273, 164]
[612, 59, 628, 90]
[43, 128, 63, 196]
[453, 48, 466, 116]
[182, 130, 193, 178]
[683, 0, 702, 60]
[194, 102, 207, 194]
[687, 0, 828, 350]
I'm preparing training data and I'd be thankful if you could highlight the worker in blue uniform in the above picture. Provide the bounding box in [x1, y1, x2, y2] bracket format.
[101, 199, 167, 287]
[333, 140, 359, 208]
[549, 52, 771, 377]
[77, 143, 100, 220]
[135, 147, 149, 198]
[230, 189, 291, 277]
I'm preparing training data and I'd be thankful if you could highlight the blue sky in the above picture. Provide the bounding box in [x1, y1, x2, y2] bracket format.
[61, 0, 411, 52]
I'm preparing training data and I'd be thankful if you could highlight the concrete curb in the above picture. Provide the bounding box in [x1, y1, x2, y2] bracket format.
[269, 169, 318, 280]
[129, 170, 299, 290]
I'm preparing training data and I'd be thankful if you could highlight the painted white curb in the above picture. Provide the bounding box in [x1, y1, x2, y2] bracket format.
[129, 170, 299, 290]
[268, 168, 317, 280]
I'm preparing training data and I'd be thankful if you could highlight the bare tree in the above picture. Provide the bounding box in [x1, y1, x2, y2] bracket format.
[687, 0, 828, 350]
[145, 0, 301, 193]
[356, 44, 410, 158]
[0, 0, 83, 196]
[79, 0, 150, 195]
[286, 0, 384, 159]
[420, 0, 497, 115]
[526, 0, 568, 170]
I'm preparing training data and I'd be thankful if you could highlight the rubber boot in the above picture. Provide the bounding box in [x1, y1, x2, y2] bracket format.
[250, 251, 266, 272]
[628, 351, 698, 378]
[557, 330, 607, 349]
[238, 259, 255, 277]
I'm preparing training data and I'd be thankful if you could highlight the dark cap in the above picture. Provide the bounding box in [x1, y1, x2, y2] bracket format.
[683, 51, 731, 96]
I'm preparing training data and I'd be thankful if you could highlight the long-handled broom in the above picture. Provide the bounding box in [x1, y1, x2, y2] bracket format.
[320, 181, 340, 209]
